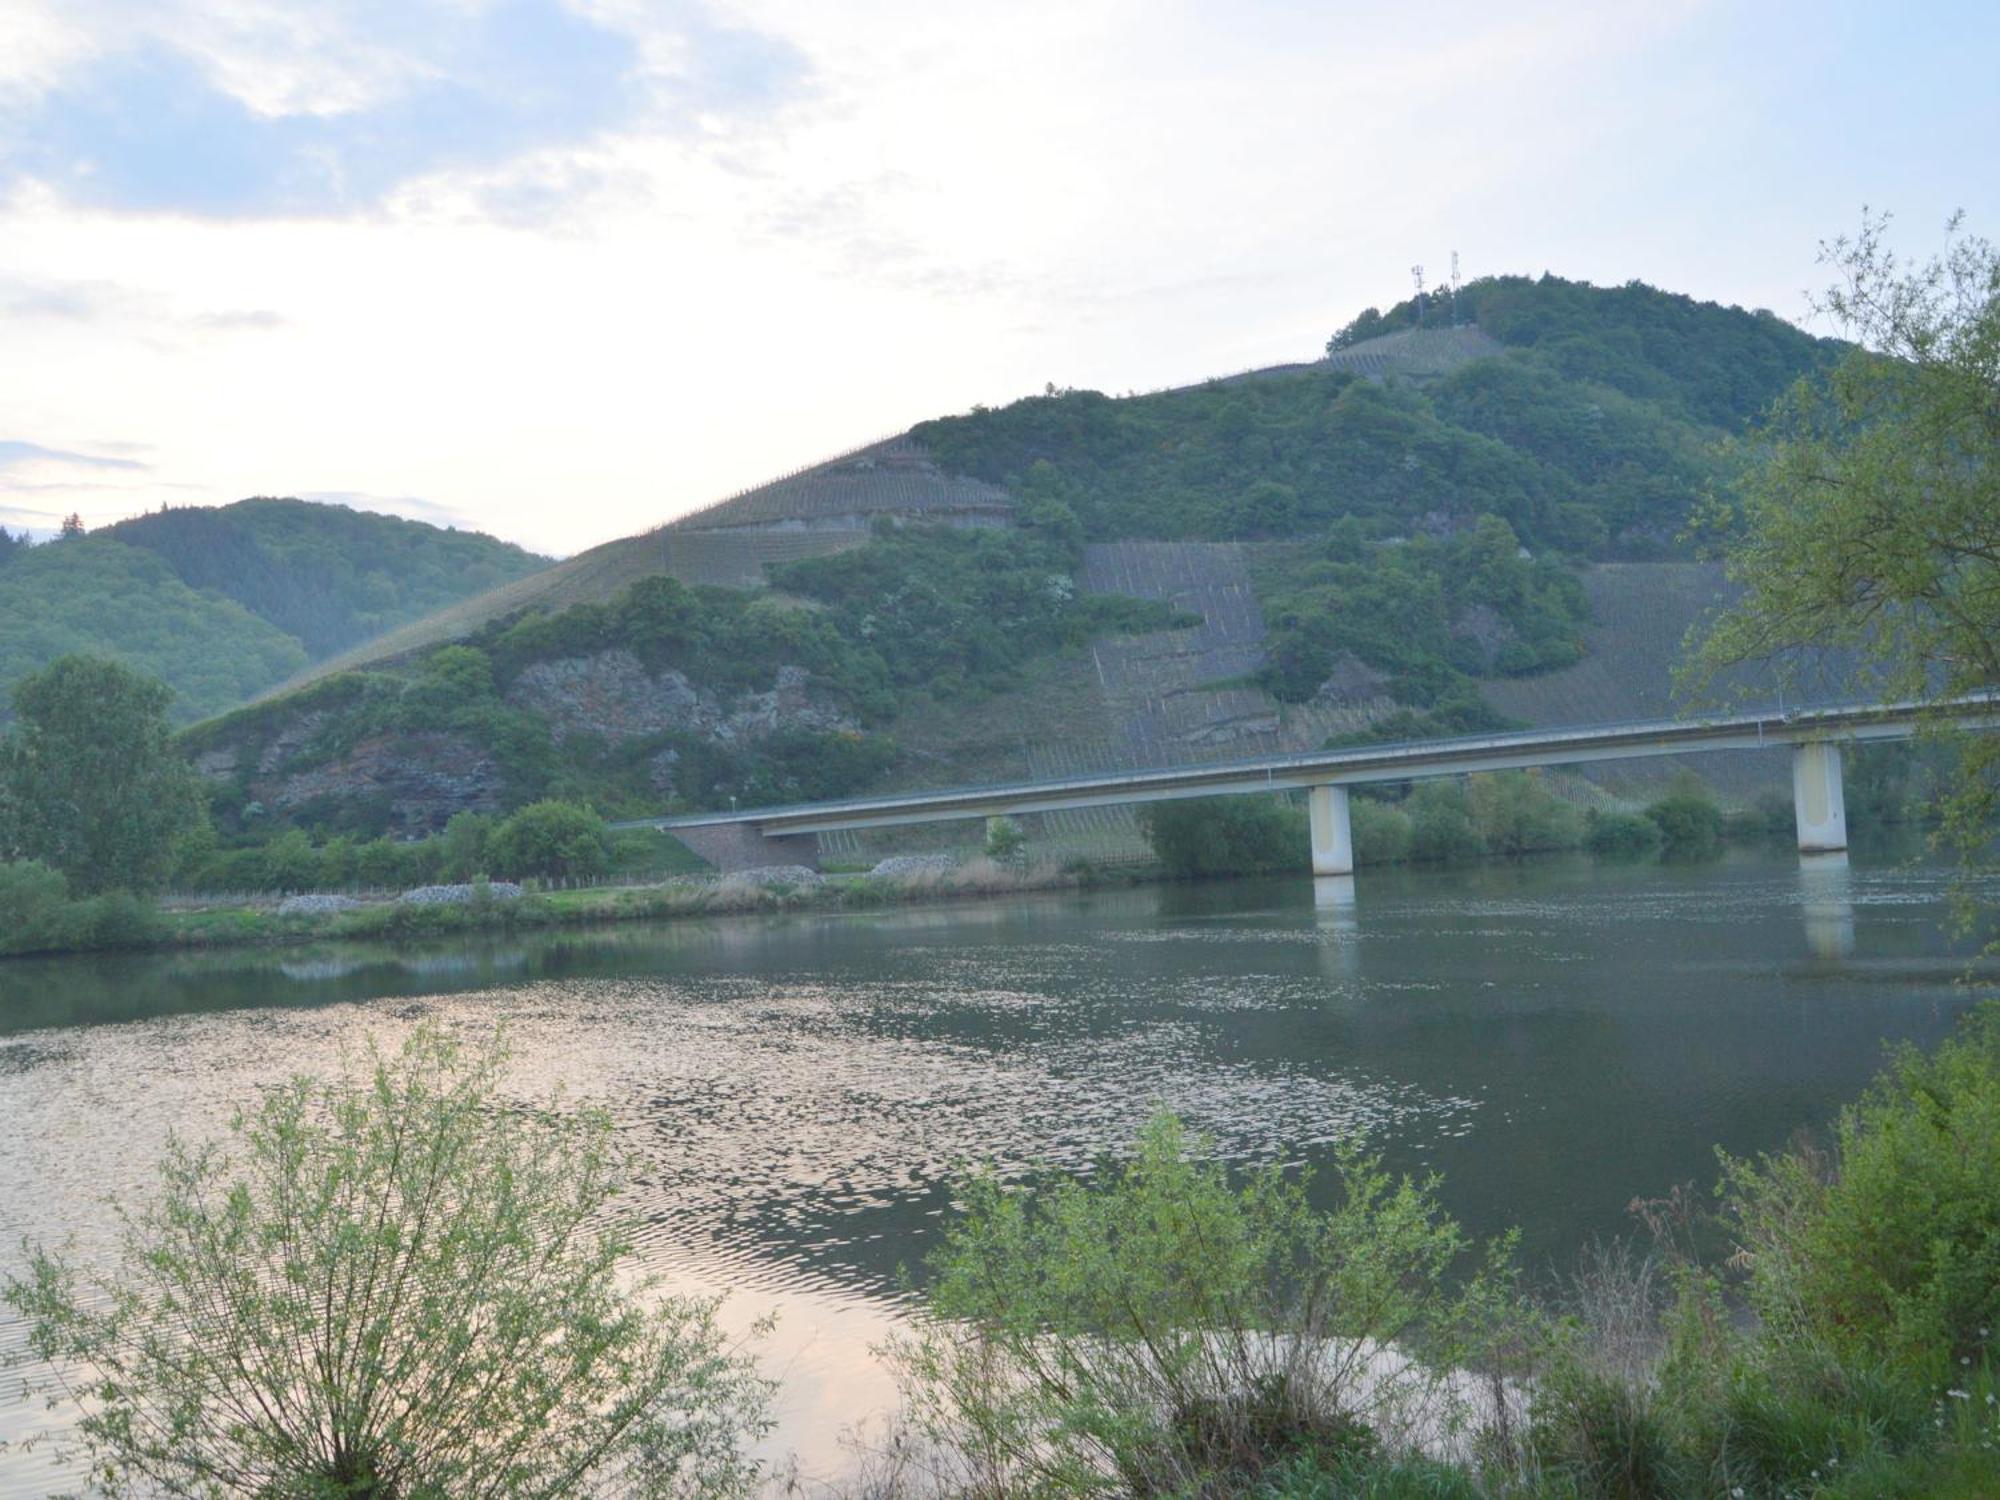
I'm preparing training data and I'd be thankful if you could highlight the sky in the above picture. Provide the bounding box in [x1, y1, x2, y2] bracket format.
[0, 1, 1994, 556]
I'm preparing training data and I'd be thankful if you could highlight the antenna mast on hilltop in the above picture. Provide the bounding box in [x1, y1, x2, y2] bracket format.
[1450, 251, 1461, 325]
[1411, 264, 1427, 327]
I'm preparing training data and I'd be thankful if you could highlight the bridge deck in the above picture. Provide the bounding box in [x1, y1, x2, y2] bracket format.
[623, 696, 1996, 838]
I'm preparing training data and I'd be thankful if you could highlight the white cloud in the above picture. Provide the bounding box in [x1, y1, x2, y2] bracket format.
[0, 0, 1991, 556]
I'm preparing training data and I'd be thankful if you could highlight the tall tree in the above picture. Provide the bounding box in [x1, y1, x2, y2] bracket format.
[1, 655, 207, 893]
[1692, 214, 1999, 877]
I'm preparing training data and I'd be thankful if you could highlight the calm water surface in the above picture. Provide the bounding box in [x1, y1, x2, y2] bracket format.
[1, 847, 1993, 1492]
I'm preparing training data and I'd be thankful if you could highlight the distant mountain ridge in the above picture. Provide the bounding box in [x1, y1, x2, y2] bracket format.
[0, 498, 548, 722]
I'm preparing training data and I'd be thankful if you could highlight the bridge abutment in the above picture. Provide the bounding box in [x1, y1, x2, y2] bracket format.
[672, 823, 822, 874]
[1791, 742, 1848, 853]
[1309, 785, 1354, 876]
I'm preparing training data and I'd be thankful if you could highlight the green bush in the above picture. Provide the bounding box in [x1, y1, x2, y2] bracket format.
[1467, 771, 1584, 856]
[1644, 780, 1724, 858]
[892, 1115, 1521, 1498]
[1350, 797, 1413, 866]
[1140, 796, 1307, 877]
[1723, 790, 1794, 844]
[1406, 783, 1484, 864]
[1721, 1003, 2000, 1378]
[0, 859, 72, 954]
[2, 1026, 770, 1496]
[0, 861, 162, 956]
[1585, 808, 1663, 858]
[489, 800, 612, 882]
[1530, 1364, 1685, 1499]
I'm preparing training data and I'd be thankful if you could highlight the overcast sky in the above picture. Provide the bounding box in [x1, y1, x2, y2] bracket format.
[1, 0, 1994, 556]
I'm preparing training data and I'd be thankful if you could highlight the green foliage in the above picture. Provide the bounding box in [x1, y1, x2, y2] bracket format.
[769, 524, 1180, 703]
[892, 1114, 1521, 1498]
[1722, 1003, 2000, 1378]
[984, 815, 1028, 864]
[1326, 691, 1523, 748]
[1689, 215, 1999, 897]
[1350, 796, 1414, 866]
[106, 496, 548, 657]
[0, 861, 155, 955]
[0, 537, 308, 724]
[1644, 779, 1725, 858]
[921, 277, 1833, 561]
[2, 1025, 770, 1497]
[1331, 273, 1837, 428]
[1, 654, 208, 893]
[0, 501, 546, 726]
[438, 810, 499, 881]
[1466, 772, 1585, 857]
[1406, 783, 1485, 864]
[1258, 518, 1586, 704]
[488, 799, 613, 881]
[1139, 795, 1308, 877]
[1584, 809, 1663, 858]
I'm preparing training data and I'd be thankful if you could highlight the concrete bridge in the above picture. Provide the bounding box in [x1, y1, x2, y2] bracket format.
[632, 696, 1999, 876]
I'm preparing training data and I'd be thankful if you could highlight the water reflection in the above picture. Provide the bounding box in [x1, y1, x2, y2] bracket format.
[1312, 876, 1360, 978]
[1798, 851, 1856, 962]
[3, 848, 1997, 1497]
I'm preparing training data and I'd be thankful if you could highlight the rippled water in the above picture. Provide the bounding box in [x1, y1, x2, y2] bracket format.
[1, 847, 1992, 1493]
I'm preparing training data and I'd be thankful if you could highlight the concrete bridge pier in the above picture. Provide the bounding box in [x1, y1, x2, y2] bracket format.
[1791, 742, 1848, 853]
[1309, 785, 1354, 877]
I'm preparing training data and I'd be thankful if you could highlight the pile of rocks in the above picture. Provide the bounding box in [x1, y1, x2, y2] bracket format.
[727, 865, 825, 889]
[397, 882, 525, 905]
[868, 854, 959, 879]
[276, 893, 364, 916]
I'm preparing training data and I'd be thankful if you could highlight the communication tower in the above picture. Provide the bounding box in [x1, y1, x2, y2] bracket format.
[1450, 251, 1462, 325]
[1410, 264, 1427, 327]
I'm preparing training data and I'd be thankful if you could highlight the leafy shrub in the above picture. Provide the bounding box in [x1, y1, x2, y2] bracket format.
[983, 815, 1027, 863]
[0, 859, 71, 954]
[1644, 780, 1724, 858]
[1140, 795, 1307, 877]
[892, 1115, 1521, 1498]
[1466, 771, 1584, 856]
[437, 810, 498, 881]
[1721, 1003, 2000, 1378]
[1723, 790, 1795, 844]
[489, 799, 612, 881]
[1585, 808, 1663, 858]
[1530, 1364, 1685, 1499]
[1406, 783, 1485, 864]
[3, 1026, 770, 1497]
[1350, 797, 1413, 866]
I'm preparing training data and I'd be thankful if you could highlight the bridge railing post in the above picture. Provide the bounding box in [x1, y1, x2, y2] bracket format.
[1792, 741, 1848, 853]
[1309, 785, 1354, 876]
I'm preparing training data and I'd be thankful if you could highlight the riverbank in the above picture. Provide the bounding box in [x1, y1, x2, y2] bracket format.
[0, 855, 1149, 961]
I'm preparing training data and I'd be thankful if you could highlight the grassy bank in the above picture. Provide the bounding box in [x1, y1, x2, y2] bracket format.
[0, 855, 1146, 961]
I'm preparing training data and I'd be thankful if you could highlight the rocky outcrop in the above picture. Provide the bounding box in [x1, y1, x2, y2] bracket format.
[1448, 603, 1520, 672]
[270, 733, 503, 833]
[504, 651, 853, 747]
[1312, 652, 1393, 707]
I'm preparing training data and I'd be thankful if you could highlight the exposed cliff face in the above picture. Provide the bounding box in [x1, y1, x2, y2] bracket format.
[190, 652, 858, 834]
[504, 651, 855, 746]
[265, 733, 505, 832]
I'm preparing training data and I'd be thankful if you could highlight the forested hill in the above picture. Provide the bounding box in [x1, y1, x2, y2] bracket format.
[176, 273, 1848, 845]
[0, 499, 548, 722]
[913, 273, 1840, 556]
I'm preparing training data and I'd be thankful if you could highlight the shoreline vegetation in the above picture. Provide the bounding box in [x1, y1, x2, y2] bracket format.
[0, 764, 1928, 964]
[9, 1010, 1998, 1498]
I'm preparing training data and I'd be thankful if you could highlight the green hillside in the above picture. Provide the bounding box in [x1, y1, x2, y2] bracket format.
[0, 499, 548, 723]
[914, 274, 1836, 555]
[179, 274, 1845, 843]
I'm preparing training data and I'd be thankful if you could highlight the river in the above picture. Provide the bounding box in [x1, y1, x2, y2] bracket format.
[1, 845, 1993, 1493]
